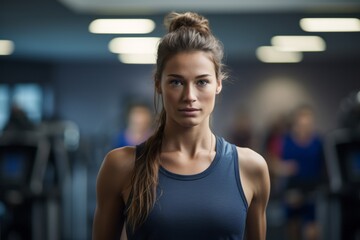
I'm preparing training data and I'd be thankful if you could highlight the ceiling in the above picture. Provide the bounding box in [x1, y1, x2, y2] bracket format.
[1, 0, 360, 63]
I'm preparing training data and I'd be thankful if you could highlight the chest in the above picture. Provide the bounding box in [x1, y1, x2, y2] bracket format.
[131, 173, 247, 239]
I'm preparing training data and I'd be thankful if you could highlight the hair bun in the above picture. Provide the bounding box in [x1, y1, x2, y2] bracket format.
[165, 12, 211, 35]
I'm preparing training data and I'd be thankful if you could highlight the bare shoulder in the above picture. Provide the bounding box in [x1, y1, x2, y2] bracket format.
[236, 147, 268, 176]
[93, 147, 136, 239]
[102, 146, 136, 171]
[236, 146, 270, 204]
[97, 146, 136, 194]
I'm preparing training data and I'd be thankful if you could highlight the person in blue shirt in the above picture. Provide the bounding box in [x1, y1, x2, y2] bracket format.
[93, 12, 270, 240]
[113, 103, 153, 148]
[280, 105, 325, 240]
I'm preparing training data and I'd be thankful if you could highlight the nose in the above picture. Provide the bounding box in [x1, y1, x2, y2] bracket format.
[182, 84, 196, 103]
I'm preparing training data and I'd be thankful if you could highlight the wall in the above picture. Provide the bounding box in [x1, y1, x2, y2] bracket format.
[2, 59, 360, 141]
[217, 60, 360, 138]
[52, 61, 154, 138]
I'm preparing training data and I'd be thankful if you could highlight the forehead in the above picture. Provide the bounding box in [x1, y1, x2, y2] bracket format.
[162, 51, 216, 76]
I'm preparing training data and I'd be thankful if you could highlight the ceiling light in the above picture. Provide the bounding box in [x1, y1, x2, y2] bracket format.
[118, 53, 157, 64]
[109, 37, 160, 54]
[0, 40, 14, 55]
[89, 19, 155, 34]
[256, 46, 303, 63]
[300, 18, 360, 32]
[271, 36, 326, 52]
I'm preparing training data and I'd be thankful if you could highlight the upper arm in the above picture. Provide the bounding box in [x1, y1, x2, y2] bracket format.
[238, 148, 270, 240]
[92, 147, 135, 240]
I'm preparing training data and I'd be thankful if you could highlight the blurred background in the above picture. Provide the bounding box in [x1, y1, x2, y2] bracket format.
[1, 0, 360, 239]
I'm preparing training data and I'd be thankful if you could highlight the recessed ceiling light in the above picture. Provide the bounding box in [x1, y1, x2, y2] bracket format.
[118, 53, 156, 64]
[271, 36, 326, 52]
[0, 40, 14, 55]
[256, 46, 303, 63]
[300, 18, 360, 32]
[89, 19, 155, 34]
[109, 37, 160, 54]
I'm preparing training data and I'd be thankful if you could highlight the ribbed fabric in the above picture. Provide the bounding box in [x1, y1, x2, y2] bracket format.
[127, 136, 248, 240]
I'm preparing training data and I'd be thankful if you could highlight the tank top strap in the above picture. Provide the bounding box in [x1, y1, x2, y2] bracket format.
[230, 143, 249, 209]
[210, 137, 248, 209]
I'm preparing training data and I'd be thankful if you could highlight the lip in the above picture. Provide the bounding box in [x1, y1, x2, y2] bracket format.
[178, 108, 200, 112]
[178, 108, 200, 116]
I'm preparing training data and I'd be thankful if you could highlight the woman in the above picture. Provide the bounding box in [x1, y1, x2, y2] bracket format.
[93, 12, 270, 240]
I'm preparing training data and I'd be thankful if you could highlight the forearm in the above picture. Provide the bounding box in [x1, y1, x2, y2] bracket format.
[245, 212, 267, 240]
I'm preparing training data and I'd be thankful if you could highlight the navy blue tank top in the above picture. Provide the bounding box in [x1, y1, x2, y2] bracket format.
[126, 136, 248, 240]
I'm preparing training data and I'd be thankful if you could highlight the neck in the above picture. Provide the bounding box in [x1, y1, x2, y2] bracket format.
[162, 122, 214, 156]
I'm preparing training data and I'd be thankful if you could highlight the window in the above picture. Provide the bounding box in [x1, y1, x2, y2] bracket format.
[0, 84, 43, 130]
[13, 84, 43, 124]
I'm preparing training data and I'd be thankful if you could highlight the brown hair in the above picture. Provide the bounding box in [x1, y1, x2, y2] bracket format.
[126, 11, 227, 231]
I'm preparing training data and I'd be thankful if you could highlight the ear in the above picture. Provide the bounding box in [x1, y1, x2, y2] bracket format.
[215, 79, 222, 94]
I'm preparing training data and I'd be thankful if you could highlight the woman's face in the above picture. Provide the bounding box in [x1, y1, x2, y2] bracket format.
[158, 51, 222, 128]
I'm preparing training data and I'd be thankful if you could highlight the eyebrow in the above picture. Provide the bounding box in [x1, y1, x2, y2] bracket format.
[167, 74, 212, 79]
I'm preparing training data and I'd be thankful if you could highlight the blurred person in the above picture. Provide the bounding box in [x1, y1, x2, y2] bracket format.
[3, 104, 36, 132]
[93, 12, 270, 240]
[113, 103, 153, 148]
[279, 105, 325, 240]
[262, 114, 289, 196]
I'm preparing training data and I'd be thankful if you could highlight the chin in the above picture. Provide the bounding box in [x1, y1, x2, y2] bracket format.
[176, 118, 203, 128]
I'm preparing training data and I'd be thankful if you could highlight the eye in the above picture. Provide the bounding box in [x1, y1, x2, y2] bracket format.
[169, 79, 183, 86]
[197, 79, 210, 86]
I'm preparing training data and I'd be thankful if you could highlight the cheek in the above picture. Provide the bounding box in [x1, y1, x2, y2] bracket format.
[162, 91, 178, 109]
[200, 91, 217, 106]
